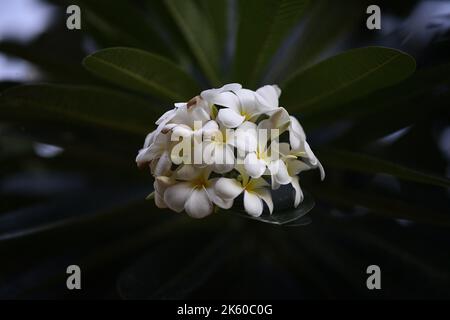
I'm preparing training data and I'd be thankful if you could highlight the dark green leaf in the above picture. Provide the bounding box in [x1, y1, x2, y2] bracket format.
[318, 149, 450, 188]
[64, 0, 171, 56]
[282, 47, 416, 115]
[165, 0, 222, 85]
[274, 0, 364, 81]
[311, 184, 450, 226]
[83, 47, 200, 101]
[0, 84, 161, 135]
[118, 231, 234, 299]
[304, 63, 450, 131]
[234, 0, 309, 86]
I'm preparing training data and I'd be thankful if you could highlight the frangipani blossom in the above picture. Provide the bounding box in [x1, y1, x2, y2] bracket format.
[203, 84, 281, 128]
[243, 108, 291, 187]
[287, 116, 325, 180]
[164, 165, 231, 218]
[215, 166, 273, 217]
[136, 132, 172, 176]
[137, 83, 324, 219]
[202, 120, 235, 173]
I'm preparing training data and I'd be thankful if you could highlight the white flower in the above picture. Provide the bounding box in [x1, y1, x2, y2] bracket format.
[215, 166, 273, 217]
[137, 83, 324, 219]
[242, 108, 292, 187]
[153, 175, 175, 208]
[202, 84, 281, 128]
[136, 131, 172, 176]
[279, 142, 316, 207]
[202, 120, 235, 173]
[163, 165, 231, 218]
[288, 116, 325, 180]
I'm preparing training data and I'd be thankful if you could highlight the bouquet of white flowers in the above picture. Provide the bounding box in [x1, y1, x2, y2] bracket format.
[136, 83, 324, 219]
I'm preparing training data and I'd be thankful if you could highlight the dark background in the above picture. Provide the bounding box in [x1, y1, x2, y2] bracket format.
[0, 0, 449, 299]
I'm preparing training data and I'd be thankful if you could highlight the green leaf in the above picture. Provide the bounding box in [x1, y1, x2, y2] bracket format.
[304, 63, 450, 131]
[282, 47, 416, 115]
[0, 84, 161, 135]
[83, 47, 200, 102]
[165, 0, 222, 85]
[317, 149, 450, 188]
[275, 0, 364, 79]
[60, 0, 171, 56]
[224, 192, 315, 225]
[234, 0, 309, 87]
[311, 184, 450, 226]
[0, 187, 147, 242]
[117, 231, 234, 299]
[198, 0, 228, 51]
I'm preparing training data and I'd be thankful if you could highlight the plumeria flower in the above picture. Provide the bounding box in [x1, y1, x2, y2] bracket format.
[136, 131, 172, 176]
[242, 108, 292, 187]
[203, 84, 281, 128]
[164, 101, 211, 138]
[279, 142, 317, 207]
[137, 83, 324, 219]
[288, 116, 325, 180]
[215, 166, 273, 217]
[163, 165, 231, 218]
[153, 175, 175, 209]
[202, 120, 235, 173]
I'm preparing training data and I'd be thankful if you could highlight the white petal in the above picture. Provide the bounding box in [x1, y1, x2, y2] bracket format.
[244, 191, 264, 217]
[220, 83, 242, 92]
[291, 176, 304, 207]
[156, 109, 177, 125]
[143, 131, 157, 148]
[136, 146, 152, 166]
[259, 107, 291, 136]
[217, 108, 245, 128]
[256, 85, 280, 110]
[289, 116, 306, 150]
[171, 124, 194, 138]
[244, 153, 267, 178]
[278, 142, 292, 158]
[232, 121, 257, 152]
[303, 141, 318, 166]
[174, 102, 186, 108]
[201, 120, 219, 136]
[153, 152, 172, 176]
[211, 144, 235, 174]
[164, 182, 194, 213]
[317, 160, 326, 181]
[215, 178, 244, 200]
[201, 83, 242, 100]
[254, 187, 274, 214]
[206, 178, 234, 209]
[154, 176, 174, 194]
[154, 176, 173, 209]
[235, 89, 259, 116]
[268, 159, 291, 185]
[190, 103, 212, 122]
[155, 191, 167, 208]
[203, 91, 240, 112]
[184, 187, 213, 218]
[176, 164, 199, 181]
[287, 159, 311, 176]
[247, 177, 270, 190]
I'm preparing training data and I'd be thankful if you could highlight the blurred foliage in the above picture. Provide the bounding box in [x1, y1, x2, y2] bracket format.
[0, 0, 449, 299]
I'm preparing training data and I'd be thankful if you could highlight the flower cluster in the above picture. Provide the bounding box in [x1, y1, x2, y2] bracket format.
[136, 83, 324, 218]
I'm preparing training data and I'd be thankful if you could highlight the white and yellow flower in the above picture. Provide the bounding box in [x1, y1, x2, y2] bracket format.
[215, 166, 273, 217]
[137, 83, 324, 219]
[163, 165, 231, 218]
